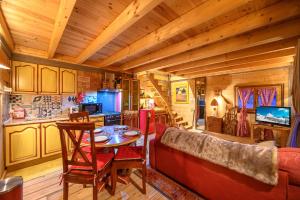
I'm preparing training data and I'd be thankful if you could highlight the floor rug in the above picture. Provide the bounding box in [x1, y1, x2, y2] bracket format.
[135, 167, 205, 200]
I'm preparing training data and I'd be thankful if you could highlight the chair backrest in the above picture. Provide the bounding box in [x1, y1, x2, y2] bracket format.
[69, 112, 90, 122]
[123, 111, 139, 128]
[56, 122, 97, 173]
[142, 111, 151, 159]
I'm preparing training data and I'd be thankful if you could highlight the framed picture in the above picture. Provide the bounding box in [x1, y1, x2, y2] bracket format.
[172, 81, 189, 104]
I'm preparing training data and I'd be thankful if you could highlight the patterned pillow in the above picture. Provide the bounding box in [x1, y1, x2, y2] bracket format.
[278, 148, 300, 186]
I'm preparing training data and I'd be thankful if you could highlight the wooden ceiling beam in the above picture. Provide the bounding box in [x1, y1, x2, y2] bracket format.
[164, 38, 297, 73]
[185, 57, 294, 78]
[48, 0, 76, 58]
[0, 7, 14, 50]
[132, 18, 300, 73]
[175, 48, 295, 75]
[97, 0, 251, 68]
[121, 0, 300, 70]
[75, 0, 163, 64]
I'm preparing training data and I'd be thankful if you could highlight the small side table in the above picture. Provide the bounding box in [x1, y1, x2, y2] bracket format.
[251, 123, 291, 147]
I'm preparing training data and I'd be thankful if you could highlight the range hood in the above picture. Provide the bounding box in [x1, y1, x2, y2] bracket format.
[98, 88, 122, 92]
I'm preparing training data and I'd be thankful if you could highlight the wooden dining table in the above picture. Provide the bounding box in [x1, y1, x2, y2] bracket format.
[92, 125, 142, 148]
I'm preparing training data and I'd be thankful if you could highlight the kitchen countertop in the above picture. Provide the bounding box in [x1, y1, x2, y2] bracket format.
[3, 117, 70, 126]
[3, 114, 106, 126]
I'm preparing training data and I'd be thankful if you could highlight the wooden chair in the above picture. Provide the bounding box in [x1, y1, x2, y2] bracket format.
[57, 122, 114, 200]
[111, 112, 151, 194]
[69, 111, 90, 122]
[122, 111, 139, 128]
[69, 112, 91, 153]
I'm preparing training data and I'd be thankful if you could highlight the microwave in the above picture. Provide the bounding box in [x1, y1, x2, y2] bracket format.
[79, 103, 102, 115]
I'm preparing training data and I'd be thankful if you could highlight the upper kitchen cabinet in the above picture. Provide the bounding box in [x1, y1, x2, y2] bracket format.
[12, 61, 38, 94]
[122, 79, 140, 111]
[60, 68, 77, 95]
[122, 79, 130, 111]
[38, 65, 59, 94]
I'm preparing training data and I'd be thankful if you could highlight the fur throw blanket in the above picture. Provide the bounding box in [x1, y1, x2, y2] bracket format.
[160, 127, 278, 185]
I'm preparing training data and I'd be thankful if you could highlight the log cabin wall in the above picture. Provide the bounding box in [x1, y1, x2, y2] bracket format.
[170, 76, 196, 128]
[205, 67, 291, 124]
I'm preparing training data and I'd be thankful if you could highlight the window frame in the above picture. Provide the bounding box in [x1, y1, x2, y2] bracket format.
[234, 84, 284, 113]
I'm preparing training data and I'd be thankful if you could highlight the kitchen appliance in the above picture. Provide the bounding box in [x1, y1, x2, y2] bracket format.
[140, 109, 155, 134]
[103, 112, 121, 126]
[79, 103, 102, 115]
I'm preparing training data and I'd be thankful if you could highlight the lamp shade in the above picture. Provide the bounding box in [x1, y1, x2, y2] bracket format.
[210, 98, 218, 107]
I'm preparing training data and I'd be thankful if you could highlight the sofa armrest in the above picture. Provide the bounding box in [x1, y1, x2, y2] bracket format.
[279, 148, 300, 186]
[149, 139, 156, 169]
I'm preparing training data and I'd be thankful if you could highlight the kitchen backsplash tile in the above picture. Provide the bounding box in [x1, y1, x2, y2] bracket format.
[9, 94, 77, 118]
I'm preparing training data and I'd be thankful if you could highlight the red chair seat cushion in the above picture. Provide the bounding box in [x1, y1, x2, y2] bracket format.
[70, 152, 114, 172]
[278, 148, 300, 186]
[115, 146, 143, 160]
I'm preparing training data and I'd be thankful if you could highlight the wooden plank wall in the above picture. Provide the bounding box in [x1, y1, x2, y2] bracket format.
[205, 67, 291, 124]
[170, 77, 196, 127]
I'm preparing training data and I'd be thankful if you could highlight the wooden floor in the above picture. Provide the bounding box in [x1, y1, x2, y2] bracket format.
[6, 159, 168, 200]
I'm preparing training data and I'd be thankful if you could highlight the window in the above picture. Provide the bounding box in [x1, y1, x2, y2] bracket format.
[235, 84, 283, 113]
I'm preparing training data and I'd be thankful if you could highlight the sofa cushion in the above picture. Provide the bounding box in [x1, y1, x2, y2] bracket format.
[278, 148, 300, 186]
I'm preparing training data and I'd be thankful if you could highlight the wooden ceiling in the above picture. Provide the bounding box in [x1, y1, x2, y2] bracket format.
[0, 0, 299, 77]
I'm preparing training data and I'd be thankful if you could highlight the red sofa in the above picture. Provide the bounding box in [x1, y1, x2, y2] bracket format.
[149, 124, 300, 200]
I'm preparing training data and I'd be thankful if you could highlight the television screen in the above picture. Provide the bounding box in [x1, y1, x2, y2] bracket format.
[255, 106, 291, 127]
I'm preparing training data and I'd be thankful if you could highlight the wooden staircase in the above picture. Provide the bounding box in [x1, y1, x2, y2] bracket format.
[147, 73, 193, 129]
[171, 111, 193, 130]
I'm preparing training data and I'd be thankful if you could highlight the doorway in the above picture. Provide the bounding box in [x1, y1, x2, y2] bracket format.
[195, 78, 206, 130]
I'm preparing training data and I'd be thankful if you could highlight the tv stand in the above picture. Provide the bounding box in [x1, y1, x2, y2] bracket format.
[251, 123, 291, 147]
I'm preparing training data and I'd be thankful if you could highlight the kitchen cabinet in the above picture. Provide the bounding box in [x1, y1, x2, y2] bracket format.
[5, 123, 41, 166]
[38, 65, 59, 94]
[90, 116, 104, 128]
[60, 68, 77, 94]
[122, 79, 140, 111]
[41, 122, 61, 157]
[131, 80, 139, 110]
[12, 61, 38, 94]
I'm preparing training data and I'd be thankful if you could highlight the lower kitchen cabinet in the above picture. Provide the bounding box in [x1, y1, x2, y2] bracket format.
[5, 123, 41, 166]
[41, 122, 62, 157]
[90, 116, 104, 128]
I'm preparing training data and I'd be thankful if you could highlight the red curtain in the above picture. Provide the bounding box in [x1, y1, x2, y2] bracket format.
[290, 39, 300, 147]
[258, 88, 276, 106]
[258, 87, 276, 140]
[237, 88, 253, 137]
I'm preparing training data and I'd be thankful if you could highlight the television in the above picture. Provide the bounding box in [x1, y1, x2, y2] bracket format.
[255, 106, 291, 127]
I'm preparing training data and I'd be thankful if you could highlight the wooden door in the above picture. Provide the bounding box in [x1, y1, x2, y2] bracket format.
[5, 124, 41, 166]
[12, 61, 37, 94]
[38, 65, 59, 94]
[60, 68, 77, 94]
[131, 80, 140, 110]
[122, 79, 130, 111]
[41, 122, 61, 157]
